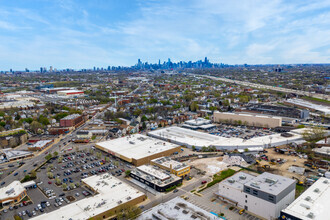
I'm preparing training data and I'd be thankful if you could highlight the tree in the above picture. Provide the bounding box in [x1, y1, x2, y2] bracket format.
[30, 121, 43, 134]
[53, 151, 58, 156]
[192, 146, 196, 151]
[96, 152, 102, 159]
[105, 157, 110, 162]
[47, 172, 53, 179]
[47, 167, 51, 172]
[69, 183, 75, 189]
[45, 153, 52, 161]
[125, 170, 131, 177]
[189, 102, 199, 112]
[58, 156, 63, 163]
[117, 206, 142, 220]
[89, 148, 94, 155]
[55, 177, 61, 185]
[142, 122, 146, 130]
[302, 126, 326, 143]
[62, 183, 67, 189]
[30, 170, 36, 178]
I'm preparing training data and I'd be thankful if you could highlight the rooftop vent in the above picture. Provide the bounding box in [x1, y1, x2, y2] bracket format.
[228, 179, 235, 183]
[314, 188, 320, 193]
[239, 175, 246, 180]
[307, 212, 315, 219]
[305, 196, 311, 201]
[323, 180, 329, 184]
[300, 203, 311, 210]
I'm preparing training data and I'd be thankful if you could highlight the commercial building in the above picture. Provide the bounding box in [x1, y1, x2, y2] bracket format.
[27, 140, 53, 151]
[137, 197, 218, 220]
[213, 112, 282, 128]
[148, 126, 304, 150]
[312, 147, 330, 158]
[182, 117, 216, 130]
[151, 157, 190, 177]
[281, 177, 329, 220]
[57, 89, 84, 96]
[130, 165, 182, 192]
[60, 114, 84, 128]
[0, 181, 27, 206]
[217, 172, 296, 220]
[32, 174, 146, 220]
[95, 134, 180, 166]
[0, 148, 33, 162]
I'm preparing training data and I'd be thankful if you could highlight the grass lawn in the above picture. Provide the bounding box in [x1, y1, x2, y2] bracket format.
[198, 169, 236, 192]
[295, 184, 306, 198]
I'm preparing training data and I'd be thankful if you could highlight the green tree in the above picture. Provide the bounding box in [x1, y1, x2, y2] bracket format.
[125, 170, 131, 177]
[62, 183, 67, 189]
[45, 153, 52, 160]
[30, 170, 36, 178]
[47, 172, 53, 179]
[30, 121, 43, 134]
[58, 156, 63, 163]
[302, 126, 326, 143]
[53, 151, 58, 156]
[55, 177, 61, 185]
[117, 206, 142, 220]
[69, 183, 75, 189]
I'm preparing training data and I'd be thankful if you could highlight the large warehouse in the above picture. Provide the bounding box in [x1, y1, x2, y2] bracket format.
[95, 134, 181, 166]
[213, 112, 282, 128]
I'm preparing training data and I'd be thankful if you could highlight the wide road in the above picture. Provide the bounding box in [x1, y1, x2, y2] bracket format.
[0, 112, 103, 187]
[197, 74, 330, 101]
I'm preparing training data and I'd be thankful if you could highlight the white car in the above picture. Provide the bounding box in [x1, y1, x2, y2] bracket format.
[46, 202, 50, 207]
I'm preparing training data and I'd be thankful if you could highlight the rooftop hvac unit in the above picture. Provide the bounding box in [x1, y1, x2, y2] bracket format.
[323, 179, 329, 184]
[265, 178, 277, 184]
[307, 212, 315, 219]
[129, 141, 135, 144]
[300, 203, 311, 210]
[228, 179, 235, 183]
[250, 182, 260, 189]
[239, 175, 246, 180]
[305, 196, 311, 201]
[314, 188, 320, 193]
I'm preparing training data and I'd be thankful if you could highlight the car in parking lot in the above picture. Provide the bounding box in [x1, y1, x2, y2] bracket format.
[14, 172, 18, 176]
[1, 181, 5, 186]
[173, 189, 179, 193]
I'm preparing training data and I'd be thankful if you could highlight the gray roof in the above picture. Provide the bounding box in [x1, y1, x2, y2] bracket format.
[244, 172, 295, 195]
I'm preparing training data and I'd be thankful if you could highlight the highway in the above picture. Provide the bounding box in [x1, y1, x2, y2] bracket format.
[197, 74, 330, 101]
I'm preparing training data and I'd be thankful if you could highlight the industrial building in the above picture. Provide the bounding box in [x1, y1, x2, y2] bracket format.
[150, 157, 190, 177]
[95, 134, 181, 166]
[0, 181, 27, 206]
[281, 177, 329, 220]
[60, 114, 84, 128]
[284, 98, 330, 115]
[312, 147, 330, 158]
[137, 197, 218, 220]
[130, 165, 182, 192]
[0, 148, 33, 163]
[57, 89, 84, 96]
[216, 172, 296, 220]
[32, 174, 146, 220]
[213, 112, 282, 128]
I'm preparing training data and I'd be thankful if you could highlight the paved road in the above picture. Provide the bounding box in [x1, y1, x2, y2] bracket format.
[197, 74, 330, 101]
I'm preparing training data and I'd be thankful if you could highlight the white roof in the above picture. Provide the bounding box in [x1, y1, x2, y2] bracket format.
[286, 98, 330, 115]
[31, 174, 145, 220]
[30, 140, 52, 148]
[282, 178, 330, 220]
[148, 126, 305, 149]
[184, 117, 211, 126]
[312, 147, 330, 156]
[96, 134, 179, 160]
[137, 165, 170, 181]
[151, 156, 189, 171]
[0, 181, 26, 200]
[137, 197, 218, 220]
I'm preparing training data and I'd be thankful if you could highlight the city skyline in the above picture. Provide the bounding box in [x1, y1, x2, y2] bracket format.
[0, 0, 330, 70]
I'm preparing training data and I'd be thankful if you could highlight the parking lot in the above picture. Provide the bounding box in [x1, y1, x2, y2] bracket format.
[209, 125, 275, 140]
[1, 148, 133, 219]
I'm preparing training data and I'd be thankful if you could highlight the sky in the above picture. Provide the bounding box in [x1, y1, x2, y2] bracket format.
[0, 0, 330, 70]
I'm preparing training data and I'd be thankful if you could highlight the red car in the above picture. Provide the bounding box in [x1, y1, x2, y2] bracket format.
[201, 181, 207, 184]
[48, 181, 52, 184]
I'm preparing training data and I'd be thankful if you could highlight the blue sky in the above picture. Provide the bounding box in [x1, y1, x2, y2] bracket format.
[0, 0, 330, 70]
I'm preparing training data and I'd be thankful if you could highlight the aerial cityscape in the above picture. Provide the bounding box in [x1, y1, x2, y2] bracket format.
[0, 1, 330, 220]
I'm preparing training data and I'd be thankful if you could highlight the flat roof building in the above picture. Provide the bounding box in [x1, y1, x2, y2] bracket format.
[57, 89, 84, 96]
[32, 174, 146, 220]
[148, 126, 304, 150]
[60, 114, 84, 128]
[217, 172, 296, 220]
[151, 156, 190, 177]
[214, 112, 282, 128]
[131, 165, 182, 192]
[0, 181, 27, 206]
[95, 134, 181, 166]
[281, 177, 330, 220]
[137, 197, 218, 220]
